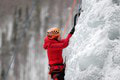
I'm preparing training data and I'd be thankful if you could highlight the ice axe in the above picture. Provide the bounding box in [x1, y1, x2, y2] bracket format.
[74, 5, 83, 27]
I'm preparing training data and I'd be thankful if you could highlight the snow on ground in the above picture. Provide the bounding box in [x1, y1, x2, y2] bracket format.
[65, 0, 120, 80]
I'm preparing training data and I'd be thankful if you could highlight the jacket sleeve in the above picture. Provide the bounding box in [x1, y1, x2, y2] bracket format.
[61, 33, 72, 42]
[48, 34, 72, 50]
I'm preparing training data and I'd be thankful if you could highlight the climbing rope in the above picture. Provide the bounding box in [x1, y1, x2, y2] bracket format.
[62, 0, 77, 38]
[62, 0, 82, 38]
[48, 0, 83, 79]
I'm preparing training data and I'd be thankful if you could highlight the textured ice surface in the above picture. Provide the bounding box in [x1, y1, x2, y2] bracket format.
[64, 0, 120, 80]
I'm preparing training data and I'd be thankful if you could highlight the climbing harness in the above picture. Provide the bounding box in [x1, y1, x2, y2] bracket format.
[48, 0, 83, 80]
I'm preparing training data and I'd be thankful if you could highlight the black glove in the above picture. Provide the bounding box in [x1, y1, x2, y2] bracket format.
[69, 13, 78, 34]
[70, 27, 75, 34]
[70, 10, 81, 35]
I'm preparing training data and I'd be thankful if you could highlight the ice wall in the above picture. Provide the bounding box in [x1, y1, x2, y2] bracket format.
[65, 0, 120, 80]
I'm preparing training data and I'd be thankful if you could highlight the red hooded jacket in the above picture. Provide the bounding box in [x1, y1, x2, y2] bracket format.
[43, 33, 72, 65]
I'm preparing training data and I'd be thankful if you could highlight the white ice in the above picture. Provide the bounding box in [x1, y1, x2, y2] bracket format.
[65, 0, 120, 80]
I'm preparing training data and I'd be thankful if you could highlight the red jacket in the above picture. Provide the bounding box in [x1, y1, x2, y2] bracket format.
[43, 34, 72, 65]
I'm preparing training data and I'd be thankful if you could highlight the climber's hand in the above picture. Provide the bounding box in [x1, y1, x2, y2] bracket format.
[70, 27, 75, 34]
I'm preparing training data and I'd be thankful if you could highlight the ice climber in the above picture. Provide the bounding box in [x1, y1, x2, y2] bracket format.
[43, 26, 75, 80]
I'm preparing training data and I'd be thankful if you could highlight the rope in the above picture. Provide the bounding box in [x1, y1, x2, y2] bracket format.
[62, 0, 77, 38]
[62, 0, 83, 38]
[79, 0, 81, 5]
[3, 0, 36, 80]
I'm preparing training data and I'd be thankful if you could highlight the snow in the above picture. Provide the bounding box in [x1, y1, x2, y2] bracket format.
[65, 0, 120, 80]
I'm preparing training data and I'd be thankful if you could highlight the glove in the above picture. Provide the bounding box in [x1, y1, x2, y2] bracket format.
[70, 12, 78, 35]
[70, 27, 75, 34]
